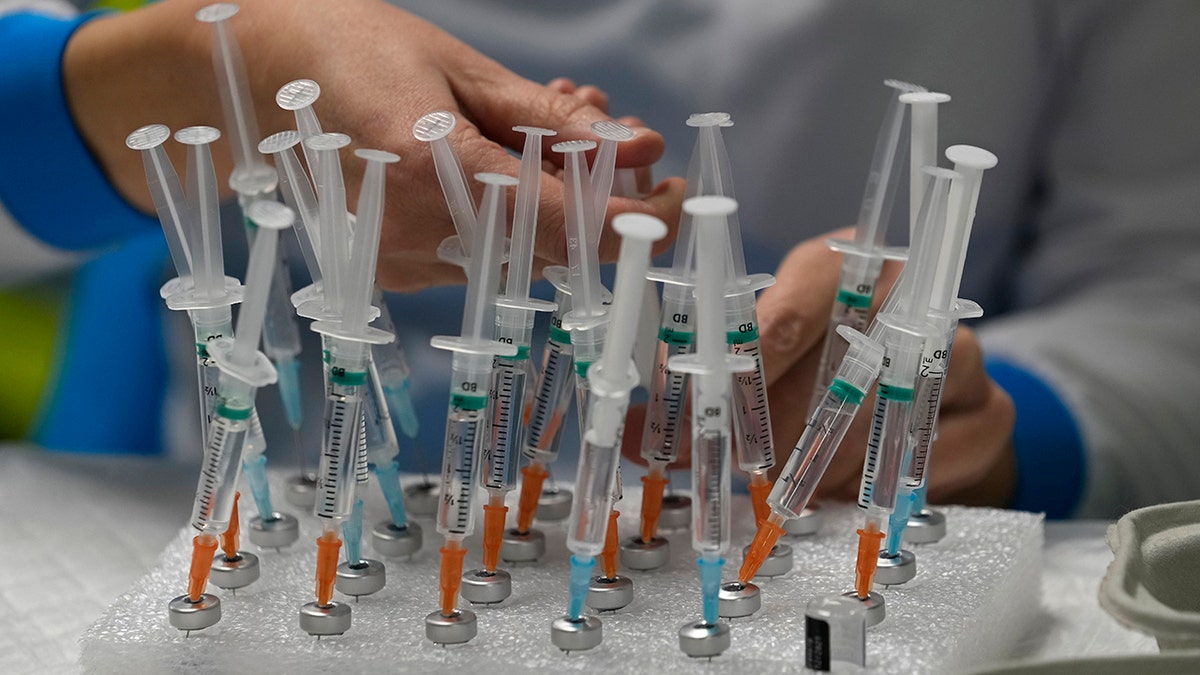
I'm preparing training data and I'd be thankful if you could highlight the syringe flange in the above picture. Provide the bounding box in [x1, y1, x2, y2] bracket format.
[825, 237, 908, 262]
[619, 535, 670, 571]
[434, 233, 513, 269]
[206, 337, 276, 388]
[310, 321, 394, 346]
[210, 551, 260, 589]
[494, 296, 557, 313]
[371, 520, 423, 558]
[460, 568, 512, 605]
[429, 335, 518, 358]
[165, 283, 244, 312]
[295, 298, 381, 323]
[587, 575, 633, 612]
[722, 272, 776, 298]
[247, 512, 300, 549]
[335, 559, 386, 598]
[167, 593, 221, 632]
[501, 527, 546, 562]
[542, 265, 614, 303]
[160, 276, 243, 303]
[550, 615, 602, 652]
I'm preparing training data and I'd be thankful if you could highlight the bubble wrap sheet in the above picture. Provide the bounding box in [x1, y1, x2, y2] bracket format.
[81, 474, 1042, 674]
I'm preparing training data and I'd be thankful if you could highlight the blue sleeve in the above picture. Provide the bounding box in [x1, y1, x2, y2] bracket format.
[0, 11, 158, 251]
[985, 357, 1086, 518]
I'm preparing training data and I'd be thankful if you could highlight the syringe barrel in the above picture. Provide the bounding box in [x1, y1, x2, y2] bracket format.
[314, 342, 370, 520]
[436, 352, 491, 537]
[770, 381, 865, 518]
[810, 255, 884, 412]
[188, 307, 236, 437]
[726, 291, 774, 473]
[484, 359, 527, 491]
[363, 357, 400, 467]
[690, 386, 732, 556]
[640, 285, 693, 464]
[571, 322, 607, 376]
[857, 334, 922, 513]
[904, 320, 957, 488]
[566, 386, 628, 557]
[523, 294, 574, 463]
[260, 250, 302, 361]
[189, 375, 256, 533]
[315, 390, 365, 520]
[484, 305, 534, 492]
[189, 415, 247, 534]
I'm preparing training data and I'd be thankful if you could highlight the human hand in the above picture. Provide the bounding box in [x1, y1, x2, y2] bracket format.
[620, 226, 1016, 507]
[755, 227, 1017, 506]
[63, 0, 684, 291]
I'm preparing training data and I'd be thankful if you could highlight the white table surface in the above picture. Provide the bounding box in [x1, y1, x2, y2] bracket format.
[0, 446, 1157, 674]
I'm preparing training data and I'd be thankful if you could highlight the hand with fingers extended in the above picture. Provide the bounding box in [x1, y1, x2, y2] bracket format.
[63, 0, 684, 291]
[621, 226, 1016, 509]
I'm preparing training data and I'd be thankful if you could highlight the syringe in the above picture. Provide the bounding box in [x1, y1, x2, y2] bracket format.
[165, 199, 290, 633]
[466, 126, 557, 588]
[627, 114, 712, 568]
[197, 3, 304, 530]
[737, 326, 885, 588]
[849, 168, 956, 612]
[299, 137, 400, 637]
[549, 212, 666, 653]
[511, 138, 612, 541]
[424, 173, 517, 646]
[809, 80, 921, 415]
[268, 88, 427, 548]
[670, 197, 754, 659]
[890, 146, 996, 550]
[680, 115, 780, 531]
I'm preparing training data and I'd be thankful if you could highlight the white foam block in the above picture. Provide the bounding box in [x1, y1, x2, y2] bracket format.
[81, 474, 1042, 673]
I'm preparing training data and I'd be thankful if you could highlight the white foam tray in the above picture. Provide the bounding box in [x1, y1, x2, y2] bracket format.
[81, 474, 1042, 673]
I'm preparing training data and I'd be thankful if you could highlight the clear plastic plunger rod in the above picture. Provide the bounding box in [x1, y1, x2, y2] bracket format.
[809, 80, 922, 414]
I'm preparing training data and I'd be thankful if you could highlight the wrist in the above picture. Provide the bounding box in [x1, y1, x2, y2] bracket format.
[63, 4, 216, 213]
